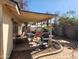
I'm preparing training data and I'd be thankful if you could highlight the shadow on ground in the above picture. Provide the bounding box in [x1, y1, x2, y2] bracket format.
[9, 50, 33, 59]
[9, 39, 33, 59]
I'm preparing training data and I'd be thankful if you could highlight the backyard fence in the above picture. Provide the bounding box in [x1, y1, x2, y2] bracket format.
[54, 17, 78, 40]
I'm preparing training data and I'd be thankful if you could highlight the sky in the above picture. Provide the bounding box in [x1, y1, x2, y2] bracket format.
[24, 0, 78, 16]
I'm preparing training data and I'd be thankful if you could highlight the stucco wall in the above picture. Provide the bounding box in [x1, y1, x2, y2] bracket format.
[3, 6, 13, 59]
[0, 5, 3, 59]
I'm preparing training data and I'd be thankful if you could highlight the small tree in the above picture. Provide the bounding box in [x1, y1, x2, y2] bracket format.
[58, 11, 78, 38]
[59, 11, 77, 26]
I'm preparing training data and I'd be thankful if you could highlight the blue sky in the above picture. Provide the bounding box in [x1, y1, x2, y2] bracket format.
[24, 0, 78, 16]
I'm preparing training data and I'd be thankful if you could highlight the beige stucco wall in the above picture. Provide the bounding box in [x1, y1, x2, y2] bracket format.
[0, 5, 3, 59]
[2, 5, 13, 59]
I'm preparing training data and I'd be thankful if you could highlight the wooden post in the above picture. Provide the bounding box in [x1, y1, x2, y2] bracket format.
[47, 20, 49, 27]
[18, 23, 23, 35]
[41, 21, 42, 28]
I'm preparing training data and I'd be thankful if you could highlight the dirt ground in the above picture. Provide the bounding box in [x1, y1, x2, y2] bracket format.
[35, 36, 78, 59]
[9, 36, 78, 59]
[36, 47, 77, 59]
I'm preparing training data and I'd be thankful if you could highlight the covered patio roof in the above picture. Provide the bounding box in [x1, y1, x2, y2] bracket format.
[4, 0, 57, 23]
[18, 11, 57, 22]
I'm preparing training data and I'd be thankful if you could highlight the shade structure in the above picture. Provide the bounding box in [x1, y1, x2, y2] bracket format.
[4, 1, 57, 23]
[18, 11, 57, 22]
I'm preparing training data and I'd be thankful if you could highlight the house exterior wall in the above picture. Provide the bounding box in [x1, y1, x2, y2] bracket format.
[0, 5, 3, 59]
[2, 5, 13, 59]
